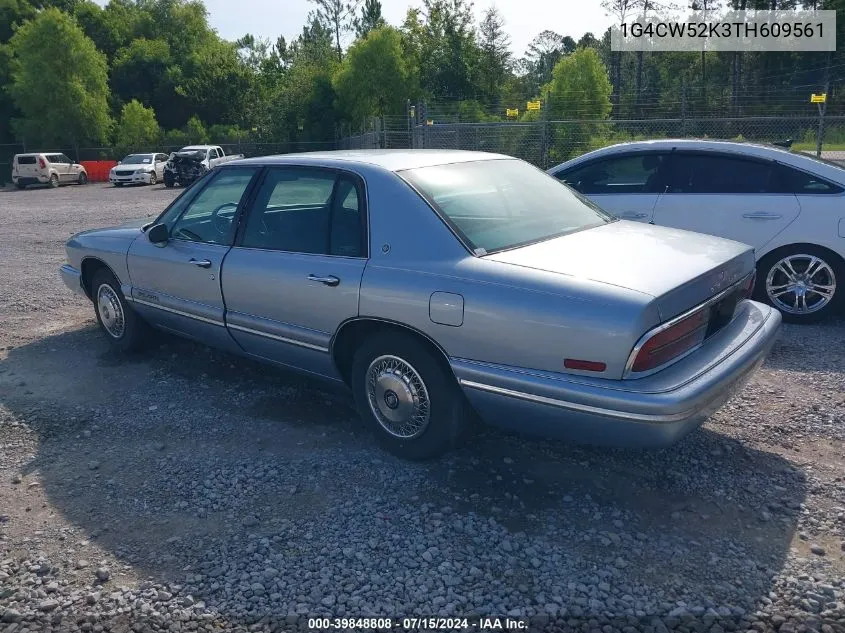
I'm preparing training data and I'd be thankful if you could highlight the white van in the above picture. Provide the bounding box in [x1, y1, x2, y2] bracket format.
[11, 153, 88, 189]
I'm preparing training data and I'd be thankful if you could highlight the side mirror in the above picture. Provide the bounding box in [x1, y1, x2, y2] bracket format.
[147, 223, 169, 244]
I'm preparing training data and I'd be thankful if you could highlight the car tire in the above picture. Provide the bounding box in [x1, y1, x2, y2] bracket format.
[49, 174, 59, 188]
[755, 245, 844, 324]
[164, 175, 175, 188]
[91, 269, 147, 352]
[350, 332, 470, 460]
[15, 182, 26, 190]
[149, 172, 157, 186]
[77, 172, 88, 185]
[114, 183, 123, 187]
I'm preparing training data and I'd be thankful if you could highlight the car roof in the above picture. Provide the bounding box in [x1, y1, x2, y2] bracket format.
[550, 138, 845, 184]
[182, 145, 217, 150]
[235, 149, 513, 173]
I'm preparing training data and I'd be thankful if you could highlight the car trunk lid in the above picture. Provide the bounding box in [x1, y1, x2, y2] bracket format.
[484, 220, 756, 321]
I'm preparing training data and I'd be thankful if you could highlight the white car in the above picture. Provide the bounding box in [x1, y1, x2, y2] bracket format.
[549, 140, 845, 323]
[110, 153, 169, 186]
[12, 152, 88, 189]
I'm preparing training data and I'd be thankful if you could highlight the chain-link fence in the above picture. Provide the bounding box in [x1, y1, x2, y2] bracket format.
[333, 112, 845, 169]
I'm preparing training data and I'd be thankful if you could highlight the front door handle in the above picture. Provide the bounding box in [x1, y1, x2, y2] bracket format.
[189, 258, 212, 268]
[742, 212, 782, 220]
[307, 274, 340, 287]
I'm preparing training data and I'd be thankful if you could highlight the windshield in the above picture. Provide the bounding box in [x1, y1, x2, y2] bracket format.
[400, 159, 613, 254]
[121, 155, 153, 164]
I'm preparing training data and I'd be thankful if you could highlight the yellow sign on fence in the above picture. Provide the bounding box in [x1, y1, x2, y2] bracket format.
[506, 108, 519, 118]
[527, 100, 541, 111]
[811, 93, 827, 103]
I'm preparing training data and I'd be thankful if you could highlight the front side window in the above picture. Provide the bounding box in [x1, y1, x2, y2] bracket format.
[401, 158, 612, 254]
[169, 168, 258, 245]
[664, 153, 774, 194]
[557, 153, 668, 194]
[46, 154, 64, 164]
[240, 168, 365, 256]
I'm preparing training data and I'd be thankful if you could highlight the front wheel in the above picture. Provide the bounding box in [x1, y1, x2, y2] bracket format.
[755, 246, 843, 324]
[91, 269, 147, 352]
[149, 172, 157, 186]
[15, 182, 26, 190]
[77, 172, 88, 185]
[351, 332, 470, 460]
[163, 174, 175, 188]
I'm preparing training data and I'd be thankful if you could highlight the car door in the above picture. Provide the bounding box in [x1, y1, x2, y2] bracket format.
[46, 154, 68, 181]
[208, 148, 219, 169]
[63, 155, 82, 181]
[552, 152, 667, 222]
[222, 166, 368, 379]
[126, 166, 261, 352]
[650, 151, 801, 251]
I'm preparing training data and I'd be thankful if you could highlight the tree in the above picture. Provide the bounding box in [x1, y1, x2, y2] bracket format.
[115, 99, 160, 153]
[601, 0, 634, 110]
[8, 8, 112, 149]
[416, 0, 480, 99]
[477, 6, 511, 104]
[543, 47, 612, 160]
[111, 38, 179, 124]
[523, 31, 574, 95]
[308, 0, 361, 60]
[185, 115, 209, 144]
[334, 26, 415, 123]
[354, 0, 386, 38]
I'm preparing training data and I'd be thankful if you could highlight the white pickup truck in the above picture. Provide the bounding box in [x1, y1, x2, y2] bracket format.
[163, 144, 245, 187]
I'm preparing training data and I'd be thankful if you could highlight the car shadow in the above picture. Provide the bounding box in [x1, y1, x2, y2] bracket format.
[0, 325, 808, 627]
[763, 317, 845, 374]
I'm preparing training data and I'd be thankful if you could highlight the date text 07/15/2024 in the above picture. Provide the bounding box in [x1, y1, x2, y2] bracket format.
[306, 617, 529, 631]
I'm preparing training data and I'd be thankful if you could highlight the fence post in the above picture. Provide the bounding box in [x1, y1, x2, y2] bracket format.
[816, 51, 831, 158]
[680, 80, 687, 137]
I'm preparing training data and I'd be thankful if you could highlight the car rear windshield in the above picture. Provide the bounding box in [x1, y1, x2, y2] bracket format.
[121, 155, 153, 164]
[16, 156, 36, 164]
[400, 159, 613, 254]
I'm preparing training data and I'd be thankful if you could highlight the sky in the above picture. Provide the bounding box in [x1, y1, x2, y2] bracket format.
[106, 0, 614, 58]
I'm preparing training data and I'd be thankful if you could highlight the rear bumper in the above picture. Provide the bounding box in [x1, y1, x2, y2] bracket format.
[13, 176, 48, 185]
[59, 264, 87, 298]
[453, 300, 781, 448]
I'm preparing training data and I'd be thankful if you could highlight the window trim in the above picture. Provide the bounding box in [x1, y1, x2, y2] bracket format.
[554, 150, 671, 195]
[164, 165, 263, 246]
[232, 164, 370, 260]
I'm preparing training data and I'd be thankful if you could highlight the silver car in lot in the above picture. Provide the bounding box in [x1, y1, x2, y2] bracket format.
[59, 150, 781, 459]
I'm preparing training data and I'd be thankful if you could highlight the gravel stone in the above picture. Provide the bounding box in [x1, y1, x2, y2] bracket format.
[0, 185, 844, 631]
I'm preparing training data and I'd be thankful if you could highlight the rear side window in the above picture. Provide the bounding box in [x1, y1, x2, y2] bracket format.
[773, 164, 843, 194]
[664, 153, 775, 194]
[16, 156, 36, 165]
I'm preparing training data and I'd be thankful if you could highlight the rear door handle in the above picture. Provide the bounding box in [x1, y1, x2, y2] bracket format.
[307, 274, 340, 287]
[742, 212, 782, 220]
[189, 258, 212, 268]
[620, 212, 648, 219]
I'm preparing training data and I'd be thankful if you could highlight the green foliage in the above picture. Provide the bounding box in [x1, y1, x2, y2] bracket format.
[334, 27, 414, 122]
[115, 99, 160, 153]
[354, 0, 385, 38]
[185, 115, 209, 144]
[8, 7, 112, 147]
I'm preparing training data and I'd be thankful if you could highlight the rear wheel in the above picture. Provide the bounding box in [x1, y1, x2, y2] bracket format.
[755, 246, 843, 324]
[49, 174, 59, 188]
[77, 171, 88, 185]
[91, 269, 147, 352]
[351, 332, 469, 460]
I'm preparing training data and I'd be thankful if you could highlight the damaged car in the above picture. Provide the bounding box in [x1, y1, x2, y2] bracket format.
[163, 145, 244, 187]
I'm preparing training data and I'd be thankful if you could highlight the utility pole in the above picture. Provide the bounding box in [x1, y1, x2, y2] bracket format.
[816, 50, 832, 158]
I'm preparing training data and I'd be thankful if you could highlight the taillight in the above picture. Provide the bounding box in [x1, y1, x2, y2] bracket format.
[630, 308, 710, 374]
[38, 157, 46, 169]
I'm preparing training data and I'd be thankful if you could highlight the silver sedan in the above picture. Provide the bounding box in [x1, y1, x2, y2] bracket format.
[60, 150, 781, 459]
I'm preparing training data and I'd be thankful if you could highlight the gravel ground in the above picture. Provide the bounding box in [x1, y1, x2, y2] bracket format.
[0, 182, 844, 633]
